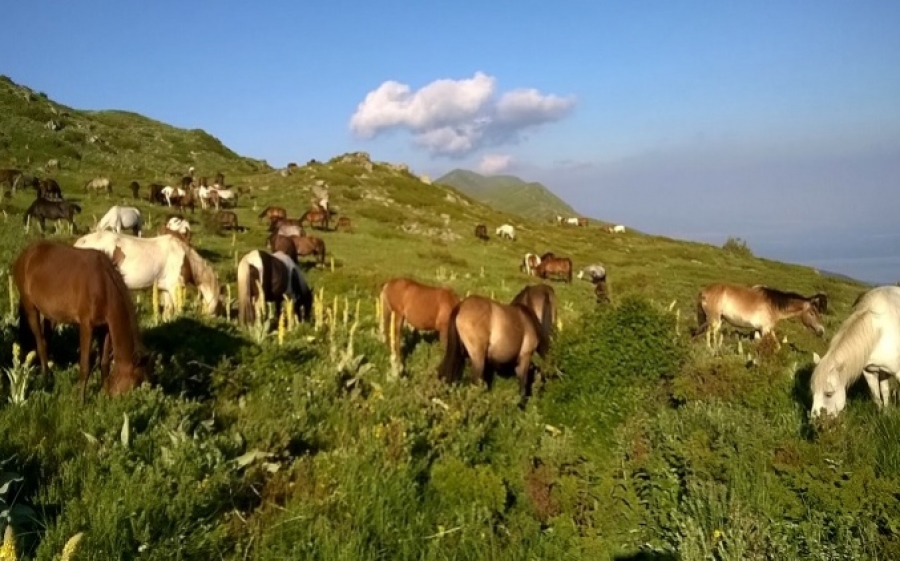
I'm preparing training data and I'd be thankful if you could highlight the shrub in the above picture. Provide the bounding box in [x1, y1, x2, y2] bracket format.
[723, 236, 754, 257]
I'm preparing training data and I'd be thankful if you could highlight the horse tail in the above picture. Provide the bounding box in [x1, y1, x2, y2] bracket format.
[538, 299, 553, 356]
[17, 301, 37, 356]
[237, 251, 264, 326]
[437, 304, 466, 383]
[692, 291, 709, 338]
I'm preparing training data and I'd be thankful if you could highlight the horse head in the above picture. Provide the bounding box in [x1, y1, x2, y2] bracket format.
[810, 355, 845, 418]
[799, 301, 826, 337]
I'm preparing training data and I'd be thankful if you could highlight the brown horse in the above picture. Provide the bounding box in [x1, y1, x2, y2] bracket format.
[14, 240, 151, 400]
[379, 278, 460, 359]
[258, 206, 287, 224]
[38, 178, 63, 200]
[300, 207, 330, 231]
[577, 217, 588, 227]
[237, 249, 313, 326]
[216, 211, 241, 231]
[511, 283, 558, 342]
[336, 216, 352, 232]
[475, 224, 489, 241]
[269, 217, 305, 238]
[129, 181, 140, 199]
[534, 256, 572, 283]
[437, 295, 549, 405]
[267, 233, 299, 263]
[693, 283, 826, 349]
[148, 183, 167, 205]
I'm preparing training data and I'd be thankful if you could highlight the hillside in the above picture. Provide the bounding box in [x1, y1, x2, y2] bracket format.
[0, 75, 268, 180]
[436, 168, 579, 222]
[0, 81, 896, 561]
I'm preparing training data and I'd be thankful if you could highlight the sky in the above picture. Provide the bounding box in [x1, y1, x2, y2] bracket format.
[6, 1, 900, 283]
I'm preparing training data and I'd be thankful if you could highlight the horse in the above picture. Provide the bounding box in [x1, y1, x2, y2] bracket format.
[607, 224, 626, 234]
[213, 172, 224, 187]
[24, 198, 81, 232]
[13, 240, 151, 401]
[96, 206, 143, 236]
[148, 183, 167, 205]
[336, 216, 352, 232]
[158, 216, 191, 244]
[511, 283, 558, 343]
[496, 224, 516, 240]
[0, 168, 22, 192]
[237, 249, 313, 326]
[293, 236, 326, 266]
[379, 278, 460, 360]
[475, 224, 489, 241]
[810, 286, 900, 418]
[300, 207, 330, 231]
[269, 217, 305, 238]
[267, 234, 299, 263]
[74, 231, 221, 316]
[160, 186, 186, 206]
[693, 283, 826, 349]
[38, 178, 63, 200]
[563, 217, 580, 226]
[258, 206, 287, 224]
[84, 177, 112, 194]
[520, 253, 542, 276]
[129, 181, 140, 199]
[577, 217, 588, 227]
[437, 294, 549, 405]
[208, 187, 237, 209]
[216, 211, 241, 232]
[577, 264, 607, 283]
[534, 256, 573, 283]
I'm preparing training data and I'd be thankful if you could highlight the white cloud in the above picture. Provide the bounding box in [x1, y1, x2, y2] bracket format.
[478, 154, 514, 175]
[349, 72, 575, 157]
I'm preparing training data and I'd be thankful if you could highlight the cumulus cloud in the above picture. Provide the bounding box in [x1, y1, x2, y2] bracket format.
[349, 72, 575, 157]
[478, 154, 514, 175]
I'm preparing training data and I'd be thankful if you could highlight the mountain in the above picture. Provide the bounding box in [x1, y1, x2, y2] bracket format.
[435, 168, 579, 222]
[0, 74, 268, 179]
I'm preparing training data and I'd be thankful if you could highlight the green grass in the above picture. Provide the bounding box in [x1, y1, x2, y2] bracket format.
[0, 79, 897, 560]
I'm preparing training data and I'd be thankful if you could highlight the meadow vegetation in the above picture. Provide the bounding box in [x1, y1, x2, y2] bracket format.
[0, 77, 897, 560]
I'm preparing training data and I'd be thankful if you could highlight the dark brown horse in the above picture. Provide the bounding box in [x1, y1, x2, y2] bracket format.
[237, 249, 313, 326]
[300, 207, 330, 231]
[268, 234, 327, 267]
[14, 240, 151, 400]
[24, 198, 81, 232]
[213, 172, 224, 186]
[268, 217, 305, 238]
[258, 206, 287, 224]
[693, 283, 826, 349]
[475, 224, 489, 241]
[129, 181, 140, 199]
[336, 216, 352, 232]
[148, 183, 167, 205]
[379, 278, 460, 360]
[38, 178, 63, 200]
[511, 284, 558, 342]
[215, 211, 241, 231]
[437, 295, 549, 405]
[267, 233, 298, 262]
[180, 175, 193, 190]
[534, 256, 573, 283]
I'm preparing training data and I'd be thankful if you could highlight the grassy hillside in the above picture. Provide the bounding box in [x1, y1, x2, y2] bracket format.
[0, 75, 268, 181]
[0, 83, 897, 561]
[436, 168, 580, 223]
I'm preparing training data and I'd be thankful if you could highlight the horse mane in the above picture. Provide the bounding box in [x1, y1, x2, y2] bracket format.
[513, 302, 550, 357]
[754, 286, 811, 312]
[810, 307, 877, 393]
[95, 248, 145, 355]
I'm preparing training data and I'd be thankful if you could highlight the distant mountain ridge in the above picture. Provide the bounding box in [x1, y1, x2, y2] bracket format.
[435, 168, 579, 222]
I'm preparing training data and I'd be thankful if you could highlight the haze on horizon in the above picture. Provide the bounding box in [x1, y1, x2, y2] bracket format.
[6, 1, 899, 284]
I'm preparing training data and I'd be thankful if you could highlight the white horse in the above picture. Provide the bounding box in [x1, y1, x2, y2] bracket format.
[577, 264, 607, 282]
[810, 286, 900, 418]
[564, 217, 580, 226]
[209, 187, 236, 210]
[160, 186, 186, 206]
[608, 224, 626, 234]
[73, 231, 220, 316]
[496, 224, 516, 240]
[521, 253, 542, 276]
[96, 205, 142, 236]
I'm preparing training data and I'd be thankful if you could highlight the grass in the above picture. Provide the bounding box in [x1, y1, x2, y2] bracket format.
[0, 78, 897, 560]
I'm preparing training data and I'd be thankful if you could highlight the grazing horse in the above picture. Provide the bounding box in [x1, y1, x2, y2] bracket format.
[577, 217, 588, 227]
[437, 294, 549, 405]
[520, 253, 542, 276]
[237, 249, 313, 326]
[158, 216, 191, 244]
[379, 278, 460, 360]
[693, 283, 826, 349]
[84, 177, 112, 194]
[24, 198, 81, 232]
[14, 240, 150, 400]
[74, 231, 221, 316]
[258, 206, 287, 224]
[215, 211, 241, 231]
[475, 224, 489, 241]
[129, 181, 140, 199]
[96, 205, 143, 236]
[300, 207, 330, 231]
[148, 183, 166, 205]
[269, 217, 305, 238]
[534, 256, 573, 283]
[810, 286, 900, 418]
[511, 284, 558, 343]
[607, 224, 626, 234]
[496, 224, 516, 240]
[578, 264, 610, 303]
[0, 168, 22, 192]
[336, 216, 352, 232]
[38, 178, 63, 200]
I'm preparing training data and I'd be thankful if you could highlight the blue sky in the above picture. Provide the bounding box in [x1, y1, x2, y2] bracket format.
[6, 1, 900, 283]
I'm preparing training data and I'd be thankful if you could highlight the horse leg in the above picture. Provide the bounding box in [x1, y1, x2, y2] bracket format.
[78, 322, 94, 403]
[880, 376, 892, 407]
[863, 371, 884, 408]
[515, 354, 535, 408]
[468, 347, 487, 387]
[23, 305, 50, 375]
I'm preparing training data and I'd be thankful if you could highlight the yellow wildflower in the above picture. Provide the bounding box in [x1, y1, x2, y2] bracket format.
[0, 525, 17, 561]
[61, 532, 84, 561]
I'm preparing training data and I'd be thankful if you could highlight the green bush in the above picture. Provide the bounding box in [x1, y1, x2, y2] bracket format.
[723, 236, 754, 257]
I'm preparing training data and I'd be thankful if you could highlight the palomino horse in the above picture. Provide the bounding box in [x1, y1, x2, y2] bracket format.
[14, 240, 150, 400]
[475, 224, 489, 241]
[379, 278, 461, 360]
[237, 249, 313, 326]
[74, 231, 221, 316]
[437, 294, 549, 405]
[496, 224, 516, 240]
[511, 284, 558, 343]
[300, 207, 330, 231]
[534, 256, 573, 283]
[96, 205, 143, 236]
[810, 286, 900, 418]
[84, 177, 112, 194]
[258, 206, 287, 224]
[520, 253, 542, 276]
[693, 283, 826, 349]
[24, 198, 81, 232]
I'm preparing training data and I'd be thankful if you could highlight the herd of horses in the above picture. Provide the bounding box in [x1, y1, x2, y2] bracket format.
[5, 167, 900, 419]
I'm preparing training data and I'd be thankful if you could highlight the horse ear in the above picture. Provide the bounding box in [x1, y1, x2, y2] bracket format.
[812, 352, 821, 365]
